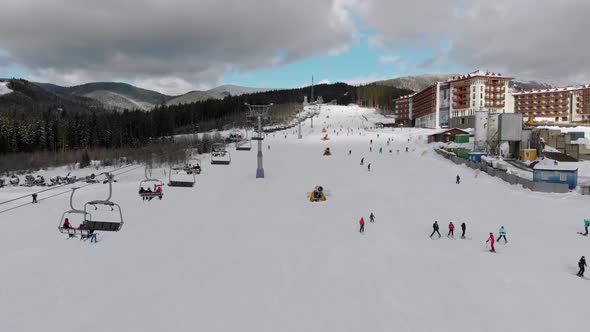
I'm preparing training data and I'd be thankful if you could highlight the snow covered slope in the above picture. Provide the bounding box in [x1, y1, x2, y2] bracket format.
[0, 81, 12, 95]
[0, 105, 588, 332]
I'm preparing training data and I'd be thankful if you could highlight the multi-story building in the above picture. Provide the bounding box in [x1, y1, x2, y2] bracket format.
[393, 70, 514, 129]
[513, 85, 590, 124]
[393, 92, 415, 126]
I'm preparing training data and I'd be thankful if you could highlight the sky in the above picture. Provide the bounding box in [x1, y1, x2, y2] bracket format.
[0, 0, 589, 95]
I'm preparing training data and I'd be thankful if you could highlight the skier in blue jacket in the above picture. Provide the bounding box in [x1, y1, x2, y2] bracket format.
[584, 219, 590, 236]
[497, 226, 507, 243]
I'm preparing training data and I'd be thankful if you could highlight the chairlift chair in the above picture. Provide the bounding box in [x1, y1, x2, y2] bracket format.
[10, 175, 19, 186]
[24, 175, 35, 187]
[139, 168, 164, 199]
[211, 143, 231, 165]
[83, 177, 124, 232]
[168, 165, 196, 187]
[228, 130, 243, 142]
[58, 188, 93, 237]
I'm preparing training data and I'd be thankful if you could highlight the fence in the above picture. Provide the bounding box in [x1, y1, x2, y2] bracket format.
[434, 148, 570, 193]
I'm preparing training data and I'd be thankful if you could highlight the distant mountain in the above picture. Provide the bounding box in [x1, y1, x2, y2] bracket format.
[512, 80, 553, 91]
[38, 82, 172, 110]
[0, 79, 103, 113]
[166, 84, 270, 106]
[37, 82, 270, 109]
[374, 73, 459, 92]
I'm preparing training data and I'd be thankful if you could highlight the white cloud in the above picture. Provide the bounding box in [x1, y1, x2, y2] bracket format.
[379, 55, 404, 65]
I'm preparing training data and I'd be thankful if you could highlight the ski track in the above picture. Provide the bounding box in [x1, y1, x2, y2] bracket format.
[0, 105, 588, 332]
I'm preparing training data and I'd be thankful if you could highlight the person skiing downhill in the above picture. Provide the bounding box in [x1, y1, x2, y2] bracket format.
[370, 139, 373, 145]
[448, 222, 455, 237]
[349, 150, 352, 156]
[379, 147, 382, 154]
[461, 222, 466, 239]
[369, 213, 375, 223]
[360, 157, 364, 165]
[367, 163, 371, 171]
[497, 226, 507, 243]
[370, 147, 372, 152]
[486, 232, 496, 252]
[430, 221, 441, 238]
[456, 175, 460, 184]
[359, 217, 365, 233]
[583, 219, 590, 236]
[578, 256, 587, 277]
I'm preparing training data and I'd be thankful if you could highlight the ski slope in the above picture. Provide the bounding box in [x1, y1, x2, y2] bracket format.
[0, 105, 588, 332]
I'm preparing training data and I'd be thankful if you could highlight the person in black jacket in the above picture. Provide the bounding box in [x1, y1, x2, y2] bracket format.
[32, 193, 38, 204]
[456, 175, 461, 184]
[461, 222, 466, 239]
[578, 256, 587, 277]
[430, 221, 441, 238]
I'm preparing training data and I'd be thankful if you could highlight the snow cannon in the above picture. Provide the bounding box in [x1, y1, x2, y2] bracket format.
[321, 134, 330, 141]
[323, 147, 332, 156]
[309, 185, 327, 202]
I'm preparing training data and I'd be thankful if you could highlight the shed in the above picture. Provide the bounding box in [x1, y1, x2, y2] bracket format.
[468, 152, 487, 163]
[533, 163, 578, 190]
[427, 128, 469, 143]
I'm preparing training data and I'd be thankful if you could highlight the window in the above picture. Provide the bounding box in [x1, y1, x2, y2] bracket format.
[560, 173, 568, 181]
[480, 93, 483, 99]
[480, 86, 483, 91]
[480, 100, 483, 106]
[541, 172, 550, 180]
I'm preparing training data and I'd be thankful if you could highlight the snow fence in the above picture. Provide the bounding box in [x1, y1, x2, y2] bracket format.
[434, 148, 569, 193]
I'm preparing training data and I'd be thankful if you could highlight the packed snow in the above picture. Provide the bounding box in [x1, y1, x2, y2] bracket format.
[0, 105, 589, 332]
[0, 81, 12, 95]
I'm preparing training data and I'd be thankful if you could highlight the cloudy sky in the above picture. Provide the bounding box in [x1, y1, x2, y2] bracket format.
[0, 0, 588, 95]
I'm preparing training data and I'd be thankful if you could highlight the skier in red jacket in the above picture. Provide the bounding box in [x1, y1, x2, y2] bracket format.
[359, 217, 365, 233]
[448, 222, 455, 238]
[486, 232, 495, 252]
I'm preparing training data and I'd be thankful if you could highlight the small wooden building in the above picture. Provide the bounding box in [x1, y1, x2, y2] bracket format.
[427, 128, 469, 143]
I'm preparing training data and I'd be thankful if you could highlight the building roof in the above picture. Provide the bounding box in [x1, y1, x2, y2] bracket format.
[394, 92, 417, 101]
[512, 84, 590, 96]
[533, 163, 579, 171]
[427, 128, 469, 136]
[446, 70, 513, 83]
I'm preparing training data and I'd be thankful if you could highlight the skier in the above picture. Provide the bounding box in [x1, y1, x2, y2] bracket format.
[367, 163, 371, 171]
[430, 221, 441, 238]
[405, 147, 408, 152]
[370, 139, 373, 145]
[349, 150, 352, 156]
[369, 212, 375, 223]
[461, 222, 466, 239]
[32, 193, 37, 204]
[359, 217, 365, 233]
[268, 145, 270, 150]
[379, 147, 382, 154]
[360, 157, 364, 165]
[583, 219, 590, 236]
[448, 222, 455, 237]
[456, 175, 460, 184]
[578, 256, 587, 277]
[63, 218, 72, 229]
[370, 147, 372, 152]
[486, 232, 496, 252]
[497, 226, 508, 243]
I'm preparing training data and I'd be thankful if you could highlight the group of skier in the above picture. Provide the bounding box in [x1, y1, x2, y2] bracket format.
[430, 221, 467, 239]
[359, 213, 375, 233]
[430, 221, 508, 252]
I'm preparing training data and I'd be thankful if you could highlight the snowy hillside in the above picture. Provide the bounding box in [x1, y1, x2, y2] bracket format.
[0, 81, 12, 95]
[0, 105, 588, 332]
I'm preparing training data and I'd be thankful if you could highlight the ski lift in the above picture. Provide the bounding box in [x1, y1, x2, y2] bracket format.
[58, 188, 93, 237]
[139, 168, 164, 199]
[83, 174, 123, 232]
[211, 143, 231, 165]
[9, 175, 19, 186]
[235, 130, 252, 151]
[228, 130, 243, 142]
[168, 165, 196, 187]
[185, 151, 202, 174]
